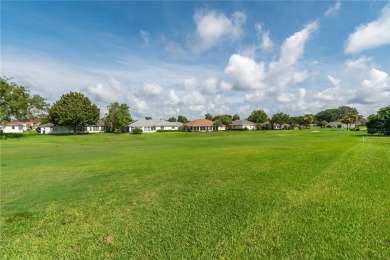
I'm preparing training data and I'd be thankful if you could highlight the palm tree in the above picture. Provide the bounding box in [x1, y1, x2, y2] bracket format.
[213, 119, 223, 131]
[347, 113, 358, 129]
[303, 114, 314, 129]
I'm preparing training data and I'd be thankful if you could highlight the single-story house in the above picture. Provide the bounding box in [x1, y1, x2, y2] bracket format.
[83, 120, 106, 133]
[233, 120, 255, 130]
[273, 123, 292, 130]
[326, 121, 342, 128]
[40, 120, 106, 134]
[129, 117, 182, 132]
[1, 119, 40, 133]
[186, 119, 215, 132]
[326, 121, 356, 129]
[40, 123, 72, 134]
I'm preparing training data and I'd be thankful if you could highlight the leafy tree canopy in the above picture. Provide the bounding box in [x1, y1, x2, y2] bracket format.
[104, 102, 131, 133]
[315, 106, 359, 122]
[177, 115, 188, 123]
[271, 112, 291, 126]
[167, 117, 177, 122]
[232, 114, 240, 121]
[247, 110, 268, 123]
[304, 114, 315, 126]
[0, 77, 49, 126]
[48, 92, 100, 134]
[205, 113, 213, 120]
[366, 106, 390, 135]
[212, 115, 232, 126]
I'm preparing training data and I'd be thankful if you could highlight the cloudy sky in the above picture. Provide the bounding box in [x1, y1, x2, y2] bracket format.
[2, 1, 390, 119]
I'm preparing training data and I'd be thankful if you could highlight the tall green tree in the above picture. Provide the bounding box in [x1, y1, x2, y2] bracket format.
[0, 77, 49, 126]
[366, 106, 390, 135]
[205, 113, 213, 120]
[104, 102, 132, 133]
[271, 112, 291, 129]
[177, 115, 188, 123]
[48, 92, 100, 134]
[315, 106, 359, 122]
[232, 114, 240, 121]
[167, 117, 177, 122]
[247, 110, 268, 123]
[212, 115, 233, 126]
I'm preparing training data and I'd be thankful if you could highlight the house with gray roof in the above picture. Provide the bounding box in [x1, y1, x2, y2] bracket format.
[129, 117, 182, 132]
[233, 120, 255, 130]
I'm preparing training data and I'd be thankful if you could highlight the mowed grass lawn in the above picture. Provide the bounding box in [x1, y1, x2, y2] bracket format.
[1, 129, 389, 258]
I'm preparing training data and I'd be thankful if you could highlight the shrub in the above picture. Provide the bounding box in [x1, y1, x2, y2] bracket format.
[180, 125, 191, 132]
[243, 127, 249, 131]
[36, 126, 41, 133]
[131, 128, 143, 134]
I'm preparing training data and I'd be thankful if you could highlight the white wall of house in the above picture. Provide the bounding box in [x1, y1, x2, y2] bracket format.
[41, 126, 72, 134]
[233, 124, 255, 130]
[2, 124, 24, 133]
[191, 126, 215, 132]
[83, 126, 105, 133]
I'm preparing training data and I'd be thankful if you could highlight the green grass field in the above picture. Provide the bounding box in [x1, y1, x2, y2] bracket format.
[1, 129, 389, 258]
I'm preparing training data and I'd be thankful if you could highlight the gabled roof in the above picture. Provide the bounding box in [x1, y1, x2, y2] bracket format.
[155, 120, 182, 127]
[233, 120, 255, 126]
[89, 119, 105, 127]
[129, 118, 182, 127]
[187, 119, 214, 127]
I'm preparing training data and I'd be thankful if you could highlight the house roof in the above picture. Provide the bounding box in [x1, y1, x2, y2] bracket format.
[41, 123, 55, 127]
[129, 118, 182, 127]
[187, 119, 214, 127]
[233, 120, 254, 126]
[89, 119, 105, 127]
[9, 119, 40, 125]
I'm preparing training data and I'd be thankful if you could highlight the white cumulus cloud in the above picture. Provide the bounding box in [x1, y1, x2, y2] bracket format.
[193, 9, 246, 52]
[345, 4, 390, 54]
[226, 21, 318, 92]
[225, 54, 266, 90]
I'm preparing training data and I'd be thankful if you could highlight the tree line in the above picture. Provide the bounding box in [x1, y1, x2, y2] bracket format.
[1, 77, 389, 134]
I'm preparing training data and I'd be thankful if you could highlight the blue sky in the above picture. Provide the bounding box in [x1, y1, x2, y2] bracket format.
[2, 1, 390, 119]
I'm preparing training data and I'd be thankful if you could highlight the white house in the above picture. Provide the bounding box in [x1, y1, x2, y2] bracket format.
[40, 120, 106, 134]
[232, 120, 255, 130]
[1, 122, 24, 133]
[83, 120, 106, 133]
[40, 123, 72, 134]
[1, 120, 40, 133]
[129, 117, 182, 132]
[326, 121, 356, 129]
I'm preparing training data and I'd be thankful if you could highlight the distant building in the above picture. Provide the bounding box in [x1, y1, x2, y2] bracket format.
[129, 117, 182, 132]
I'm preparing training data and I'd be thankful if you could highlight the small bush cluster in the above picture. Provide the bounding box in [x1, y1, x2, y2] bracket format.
[131, 128, 143, 134]
[180, 125, 191, 132]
